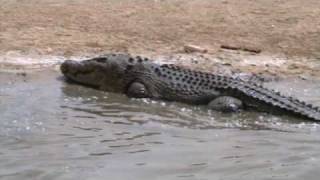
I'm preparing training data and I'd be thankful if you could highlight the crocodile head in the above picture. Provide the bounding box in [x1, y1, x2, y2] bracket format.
[60, 54, 132, 92]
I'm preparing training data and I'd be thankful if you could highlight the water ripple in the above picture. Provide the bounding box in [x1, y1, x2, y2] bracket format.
[1, 71, 320, 179]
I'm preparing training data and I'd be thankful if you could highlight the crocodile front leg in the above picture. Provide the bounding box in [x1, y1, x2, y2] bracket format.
[208, 96, 243, 112]
[126, 82, 150, 98]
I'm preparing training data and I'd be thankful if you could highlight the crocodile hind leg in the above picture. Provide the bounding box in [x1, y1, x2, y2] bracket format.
[208, 96, 243, 112]
[126, 82, 149, 98]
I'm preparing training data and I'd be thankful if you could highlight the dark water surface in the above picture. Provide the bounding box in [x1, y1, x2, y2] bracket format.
[1, 70, 320, 180]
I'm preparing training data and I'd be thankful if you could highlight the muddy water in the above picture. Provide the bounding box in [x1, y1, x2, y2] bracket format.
[1, 70, 320, 180]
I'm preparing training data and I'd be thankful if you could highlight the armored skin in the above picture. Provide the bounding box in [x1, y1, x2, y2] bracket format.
[60, 53, 320, 121]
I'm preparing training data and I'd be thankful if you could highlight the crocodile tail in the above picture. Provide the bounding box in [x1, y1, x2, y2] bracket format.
[229, 81, 320, 121]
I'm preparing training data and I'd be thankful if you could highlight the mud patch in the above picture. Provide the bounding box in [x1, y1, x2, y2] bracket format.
[1, 0, 320, 76]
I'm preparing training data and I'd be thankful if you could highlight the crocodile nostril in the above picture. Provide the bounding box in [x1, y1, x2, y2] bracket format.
[60, 62, 69, 74]
[61, 60, 78, 74]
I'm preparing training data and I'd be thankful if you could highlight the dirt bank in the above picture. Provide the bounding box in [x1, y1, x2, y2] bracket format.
[0, 0, 319, 77]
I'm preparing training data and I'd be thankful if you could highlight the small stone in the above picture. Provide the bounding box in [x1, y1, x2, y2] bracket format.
[17, 72, 27, 76]
[183, 44, 208, 53]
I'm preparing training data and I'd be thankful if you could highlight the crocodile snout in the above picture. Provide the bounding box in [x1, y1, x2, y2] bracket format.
[60, 60, 70, 74]
[60, 60, 78, 75]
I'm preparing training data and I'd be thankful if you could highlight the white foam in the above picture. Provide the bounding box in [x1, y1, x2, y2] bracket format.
[241, 55, 287, 66]
[0, 51, 89, 69]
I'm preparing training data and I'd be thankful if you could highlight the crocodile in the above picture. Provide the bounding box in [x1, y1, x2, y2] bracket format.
[60, 53, 320, 121]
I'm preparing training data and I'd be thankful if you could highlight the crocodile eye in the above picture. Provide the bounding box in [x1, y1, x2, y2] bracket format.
[128, 57, 134, 63]
[126, 65, 133, 71]
[95, 57, 108, 63]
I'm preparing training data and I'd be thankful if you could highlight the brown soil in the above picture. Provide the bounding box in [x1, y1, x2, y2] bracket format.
[0, 0, 320, 77]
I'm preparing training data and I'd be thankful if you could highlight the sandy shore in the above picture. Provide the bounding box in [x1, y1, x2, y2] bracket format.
[0, 0, 319, 77]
